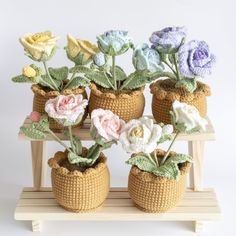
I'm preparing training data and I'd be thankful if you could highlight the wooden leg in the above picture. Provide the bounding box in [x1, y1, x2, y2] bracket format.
[194, 221, 204, 233]
[32, 220, 42, 232]
[31, 141, 47, 190]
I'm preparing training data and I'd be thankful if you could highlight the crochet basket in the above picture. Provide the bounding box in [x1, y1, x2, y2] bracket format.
[88, 83, 145, 122]
[48, 149, 110, 212]
[31, 84, 88, 131]
[150, 79, 211, 124]
[128, 150, 191, 213]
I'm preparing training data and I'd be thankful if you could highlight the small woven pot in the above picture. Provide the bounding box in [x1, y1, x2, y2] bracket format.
[150, 79, 211, 124]
[88, 83, 145, 122]
[128, 149, 191, 213]
[31, 84, 88, 131]
[48, 149, 110, 212]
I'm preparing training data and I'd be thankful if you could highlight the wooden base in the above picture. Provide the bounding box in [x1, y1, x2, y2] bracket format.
[15, 187, 221, 232]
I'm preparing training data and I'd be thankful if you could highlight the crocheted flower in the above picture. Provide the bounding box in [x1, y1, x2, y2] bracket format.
[45, 94, 88, 126]
[172, 100, 208, 132]
[20, 31, 59, 61]
[22, 66, 37, 78]
[97, 30, 133, 56]
[162, 124, 174, 135]
[66, 34, 98, 65]
[29, 111, 41, 122]
[150, 26, 186, 52]
[132, 43, 164, 73]
[119, 117, 162, 154]
[178, 40, 216, 77]
[93, 52, 106, 66]
[91, 109, 125, 142]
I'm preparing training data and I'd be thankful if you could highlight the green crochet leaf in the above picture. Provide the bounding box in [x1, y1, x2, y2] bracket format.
[63, 131, 82, 156]
[175, 78, 197, 93]
[165, 153, 193, 165]
[86, 71, 112, 89]
[68, 152, 93, 166]
[20, 126, 46, 140]
[114, 66, 127, 81]
[86, 144, 103, 165]
[152, 162, 179, 180]
[33, 117, 49, 132]
[70, 65, 93, 74]
[12, 75, 39, 84]
[39, 74, 60, 90]
[126, 155, 157, 173]
[49, 67, 69, 81]
[157, 134, 173, 145]
[120, 71, 149, 90]
[64, 76, 90, 90]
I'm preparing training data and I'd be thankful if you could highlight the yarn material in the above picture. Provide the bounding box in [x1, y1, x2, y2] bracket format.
[48, 149, 110, 212]
[89, 83, 145, 122]
[128, 149, 191, 213]
[32, 84, 88, 131]
[150, 79, 210, 124]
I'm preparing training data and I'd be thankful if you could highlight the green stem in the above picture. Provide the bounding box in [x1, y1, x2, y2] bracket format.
[160, 131, 180, 165]
[68, 125, 75, 153]
[47, 129, 71, 152]
[172, 53, 181, 81]
[112, 55, 117, 90]
[43, 61, 58, 90]
[163, 60, 178, 78]
[146, 153, 157, 166]
[153, 150, 159, 166]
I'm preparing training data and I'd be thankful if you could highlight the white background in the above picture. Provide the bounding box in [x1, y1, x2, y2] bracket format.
[0, 0, 236, 235]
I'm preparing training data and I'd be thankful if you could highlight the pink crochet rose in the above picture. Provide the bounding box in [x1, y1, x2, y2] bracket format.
[29, 111, 41, 122]
[91, 109, 125, 142]
[45, 94, 88, 126]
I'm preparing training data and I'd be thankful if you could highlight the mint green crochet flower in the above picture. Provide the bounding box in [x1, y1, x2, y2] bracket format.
[97, 30, 133, 56]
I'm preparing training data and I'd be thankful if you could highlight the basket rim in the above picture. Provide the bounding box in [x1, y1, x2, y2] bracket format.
[90, 83, 145, 99]
[31, 84, 86, 98]
[149, 78, 211, 102]
[130, 149, 191, 183]
[48, 148, 107, 177]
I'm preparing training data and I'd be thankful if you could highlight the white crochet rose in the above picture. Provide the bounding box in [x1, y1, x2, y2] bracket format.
[20, 31, 59, 61]
[119, 117, 162, 154]
[172, 100, 208, 132]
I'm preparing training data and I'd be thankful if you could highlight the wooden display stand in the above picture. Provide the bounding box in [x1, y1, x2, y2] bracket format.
[14, 117, 221, 232]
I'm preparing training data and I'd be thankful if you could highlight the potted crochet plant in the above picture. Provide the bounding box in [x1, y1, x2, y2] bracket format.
[149, 26, 215, 124]
[69, 30, 164, 121]
[11, 31, 97, 130]
[20, 94, 125, 212]
[119, 100, 208, 212]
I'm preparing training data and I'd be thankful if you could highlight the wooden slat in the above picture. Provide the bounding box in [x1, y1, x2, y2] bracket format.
[15, 187, 221, 222]
[18, 116, 215, 141]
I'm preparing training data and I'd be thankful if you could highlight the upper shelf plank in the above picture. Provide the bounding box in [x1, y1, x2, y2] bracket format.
[18, 116, 215, 141]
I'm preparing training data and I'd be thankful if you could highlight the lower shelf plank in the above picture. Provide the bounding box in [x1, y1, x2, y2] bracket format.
[15, 187, 221, 231]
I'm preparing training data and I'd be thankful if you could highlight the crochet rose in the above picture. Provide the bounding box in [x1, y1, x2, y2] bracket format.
[149, 26, 186, 52]
[45, 94, 88, 126]
[132, 43, 164, 73]
[66, 34, 98, 65]
[178, 40, 216, 78]
[20, 31, 59, 61]
[97, 30, 133, 56]
[172, 100, 208, 132]
[91, 109, 125, 142]
[119, 117, 162, 154]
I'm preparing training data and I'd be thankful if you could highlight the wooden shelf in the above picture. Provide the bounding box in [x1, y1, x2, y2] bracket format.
[18, 116, 215, 141]
[15, 187, 221, 232]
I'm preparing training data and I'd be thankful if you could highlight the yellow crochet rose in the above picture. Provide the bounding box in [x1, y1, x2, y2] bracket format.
[66, 34, 99, 64]
[19, 31, 59, 61]
[22, 66, 37, 78]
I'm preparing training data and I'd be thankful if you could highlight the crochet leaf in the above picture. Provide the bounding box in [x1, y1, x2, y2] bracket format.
[63, 131, 82, 156]
[152, 162, 179, 180]
[86, 144, 103, 165]
[165, 153, 193, 165]
[12, 75, 39, 84]
[39, 74, 60, 90]
[64, 76, 90, 90]
[114, 66, 127, 81]
[175, 78, 197, 93]
[70, 65, 93, 74]
[120, 71, 149, 90]
[20, 126, 46, 140]
[68, 152, 93, 166]
[49, 67, 69, 81]
[86, 71, 112, 89]
[126, 155, 157, 172]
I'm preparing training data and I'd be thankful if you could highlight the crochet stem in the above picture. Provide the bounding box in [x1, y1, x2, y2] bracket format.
[173, 53, 181, 81]
[112, 55, 117, 90]
[43, 61, 58, 90]
[146, 153, 157, 166]
[163, 60, 178, 79]
[68, 125, 75, 153]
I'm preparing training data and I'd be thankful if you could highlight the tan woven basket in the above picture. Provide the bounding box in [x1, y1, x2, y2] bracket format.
[150, 79, 211, 124]
[128, 149, 191, 213]
[48, 149, 110, 212]
[88, 83, 145, 122]
[31, 84, 88, 131]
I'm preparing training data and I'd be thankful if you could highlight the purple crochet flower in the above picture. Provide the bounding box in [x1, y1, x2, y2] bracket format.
[178, 40, 216, 77]
[149, 26, 186, 52]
